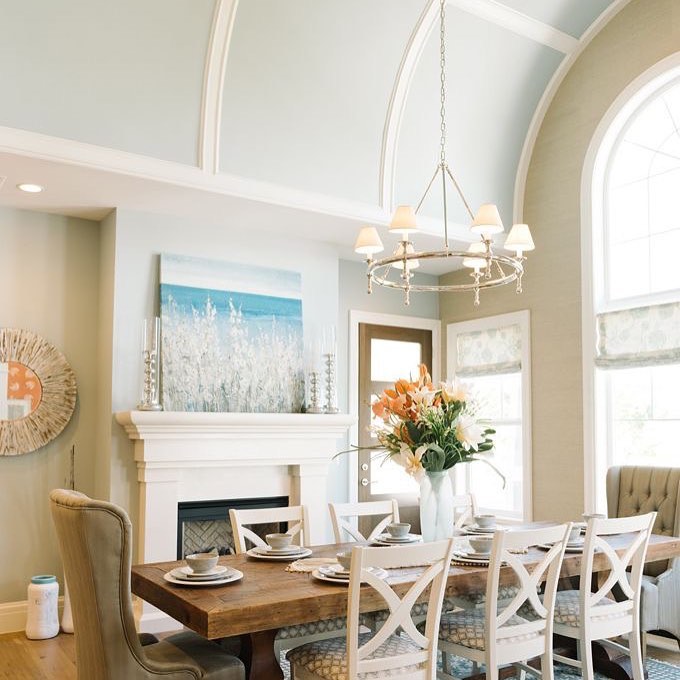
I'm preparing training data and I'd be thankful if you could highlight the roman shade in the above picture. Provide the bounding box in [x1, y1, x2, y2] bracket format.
[455, 324, 521, 377]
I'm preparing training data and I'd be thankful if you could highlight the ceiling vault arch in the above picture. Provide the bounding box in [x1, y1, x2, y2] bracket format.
[380, 0, 579, 216]
[199, 0, 240, 174]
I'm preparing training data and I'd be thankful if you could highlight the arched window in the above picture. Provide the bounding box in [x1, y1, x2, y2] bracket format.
[592, 76, 680, 507]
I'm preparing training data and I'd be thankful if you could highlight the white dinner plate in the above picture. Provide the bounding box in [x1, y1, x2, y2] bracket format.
[164, 568, 243, 587]
[170, 565, 229, 581]
[452, 550, 490, 562]
[247, 547, 312, 561]
[372, 534, 422, 546]
[312, 567, 388, 585]
[451, 554, 490, 567]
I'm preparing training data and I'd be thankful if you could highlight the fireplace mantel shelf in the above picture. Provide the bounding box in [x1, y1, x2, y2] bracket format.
[115, 410, 355, 440]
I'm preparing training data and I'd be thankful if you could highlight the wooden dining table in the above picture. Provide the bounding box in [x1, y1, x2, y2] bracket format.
[132, 533, 680, 680]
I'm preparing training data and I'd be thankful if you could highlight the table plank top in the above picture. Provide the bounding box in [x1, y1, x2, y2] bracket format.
[131, 534, 680, 640]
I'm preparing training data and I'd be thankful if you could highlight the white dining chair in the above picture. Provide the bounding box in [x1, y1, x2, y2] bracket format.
[287, 538, 456, 680]
[229, 505, 310, 554]
[328, 499, 400, 543]
[436, 523, 571, 680]
[552, 513, 656, 680]
[229, 505, 346, 660]
[452, 492, 477, 528]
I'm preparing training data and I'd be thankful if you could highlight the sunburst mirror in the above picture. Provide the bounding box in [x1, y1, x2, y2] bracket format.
[0, 328, 77, 455]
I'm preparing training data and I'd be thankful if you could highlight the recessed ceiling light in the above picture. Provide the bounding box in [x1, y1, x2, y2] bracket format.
[17, 183, 45, 193]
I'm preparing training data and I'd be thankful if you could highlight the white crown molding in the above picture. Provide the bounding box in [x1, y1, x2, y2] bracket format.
[512, 0, 632, 222]
[449, 0, 578, 55]
[199, 0, 240, 173]
[0, 125, 389, 223]
[380, 0, 578, 216]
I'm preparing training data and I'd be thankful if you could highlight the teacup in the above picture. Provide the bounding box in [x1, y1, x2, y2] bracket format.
[185, 551, 219, 574]
[468, 536, 493, 554]
[336, 551, 352, 571]
[266, 533, 293, 550]
[387, 522, 411, 538]
[567, 526, 581, 543]
[473, 514, 496, 529]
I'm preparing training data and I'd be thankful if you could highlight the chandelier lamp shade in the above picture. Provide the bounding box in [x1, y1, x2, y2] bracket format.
[354, 0, 534, 306]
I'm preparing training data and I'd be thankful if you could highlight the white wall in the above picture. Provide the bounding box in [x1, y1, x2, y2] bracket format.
[0, 208, 100, 603]
[104, 209, 342, 546]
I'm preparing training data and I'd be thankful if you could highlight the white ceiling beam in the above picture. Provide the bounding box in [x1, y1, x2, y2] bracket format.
[448, 0, 579, 54]
[199, 0, 239, 174]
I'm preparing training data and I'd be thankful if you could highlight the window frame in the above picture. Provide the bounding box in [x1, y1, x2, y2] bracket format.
[446, 310, 532, 521]
[582, 55, 680, 513]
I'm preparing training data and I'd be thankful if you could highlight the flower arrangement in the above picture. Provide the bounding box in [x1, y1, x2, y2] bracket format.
[370, 364, 500, 482]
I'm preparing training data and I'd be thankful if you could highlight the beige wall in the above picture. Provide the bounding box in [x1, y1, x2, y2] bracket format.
[0, 208, 100, 602]
[439, 0, 680, 521]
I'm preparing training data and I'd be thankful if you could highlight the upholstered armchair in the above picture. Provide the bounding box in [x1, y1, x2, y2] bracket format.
[50, 489, 245, 680]
[606, 466, 680, 649]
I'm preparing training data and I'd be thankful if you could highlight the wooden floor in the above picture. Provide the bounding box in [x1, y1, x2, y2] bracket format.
[0, 629, 678, 679]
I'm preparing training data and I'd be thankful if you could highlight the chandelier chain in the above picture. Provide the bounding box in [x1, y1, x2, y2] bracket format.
[439, 0, 447, 164]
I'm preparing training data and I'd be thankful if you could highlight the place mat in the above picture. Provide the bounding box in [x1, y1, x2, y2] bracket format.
[286, 558, 338, 573]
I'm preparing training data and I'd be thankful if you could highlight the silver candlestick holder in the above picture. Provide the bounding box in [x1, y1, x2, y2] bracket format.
[138, 317, 162, 411]
[306, 370, 324, 413]
[323, 352, 338, 414]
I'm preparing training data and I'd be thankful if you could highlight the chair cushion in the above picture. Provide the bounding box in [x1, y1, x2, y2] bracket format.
[287, 632, 425, 680]
[434, 609, 537, 651]
[550, 590, 624, 628]
[276, 616, 347, 640]
[144, 631, 245, 680]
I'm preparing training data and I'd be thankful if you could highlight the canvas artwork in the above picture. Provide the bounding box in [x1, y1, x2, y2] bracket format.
[160, 254, 304, 413]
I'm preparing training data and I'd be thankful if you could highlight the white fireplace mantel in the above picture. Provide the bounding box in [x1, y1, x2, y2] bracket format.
[116, 410, 354, 632]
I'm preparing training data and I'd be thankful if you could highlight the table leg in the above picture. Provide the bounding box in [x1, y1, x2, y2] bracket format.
[240, 629, 283, 680]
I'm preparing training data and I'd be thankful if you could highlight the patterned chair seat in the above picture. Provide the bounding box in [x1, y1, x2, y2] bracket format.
[447, 583, 522, 609]
[286, 632, 425, 680]
[430, 609, 538, 651]
[549, 590, 623, 628]
[276, 616, 348, 640]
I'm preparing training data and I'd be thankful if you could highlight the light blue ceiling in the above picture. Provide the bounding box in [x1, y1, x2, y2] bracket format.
[0, 0, 622, 231]
[0, 0, 214, 165]
[219, 0, 424, 205]
[395, 8, 563, 228]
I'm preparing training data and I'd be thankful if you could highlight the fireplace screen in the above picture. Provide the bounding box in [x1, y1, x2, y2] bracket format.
[177, 496, 289, 558]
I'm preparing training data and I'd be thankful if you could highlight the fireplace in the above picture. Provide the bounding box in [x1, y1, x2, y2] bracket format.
[116, 410, 353, 633]
[177, 496, 288, 558]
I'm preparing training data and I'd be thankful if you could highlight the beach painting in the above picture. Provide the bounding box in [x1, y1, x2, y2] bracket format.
[159, 254, 304, 413]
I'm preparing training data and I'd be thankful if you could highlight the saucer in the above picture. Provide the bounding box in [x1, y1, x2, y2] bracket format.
[262, 545, 305, 554]
[173, 565, 229, 580]
[372, 534, 422, 546]
[452, 550, 490, 566]
[466, 525, 496, 534]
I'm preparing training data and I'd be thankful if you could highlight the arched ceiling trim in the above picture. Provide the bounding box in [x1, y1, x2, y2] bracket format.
[380, 0, 579, 214]
[199, 0, 240, 173]
[512, 0, 632, 222]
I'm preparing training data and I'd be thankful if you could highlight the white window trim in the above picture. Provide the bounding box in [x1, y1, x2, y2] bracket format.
[446, 310, 532, 521]
[348, 310, 441, 504]
[581, 53, 680, 513]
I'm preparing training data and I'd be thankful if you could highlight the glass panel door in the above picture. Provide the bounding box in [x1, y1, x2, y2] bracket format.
[358, 323, 433, 535]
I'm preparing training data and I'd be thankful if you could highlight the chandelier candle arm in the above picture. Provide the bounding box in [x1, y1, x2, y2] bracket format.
[353, 0, 533, 306]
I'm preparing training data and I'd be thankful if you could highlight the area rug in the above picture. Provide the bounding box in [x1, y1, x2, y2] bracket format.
[278, 651, 680, 679]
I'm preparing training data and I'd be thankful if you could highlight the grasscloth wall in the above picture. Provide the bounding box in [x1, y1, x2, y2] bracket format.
[439, 0, 680, 521]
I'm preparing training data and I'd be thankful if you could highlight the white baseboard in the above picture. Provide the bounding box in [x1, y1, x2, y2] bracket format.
[0, 597, 64, 635]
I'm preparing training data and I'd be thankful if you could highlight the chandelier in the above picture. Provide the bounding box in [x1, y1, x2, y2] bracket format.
[354, 0, 534, 306]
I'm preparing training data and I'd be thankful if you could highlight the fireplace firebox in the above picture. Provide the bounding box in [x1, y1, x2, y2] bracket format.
[177, 496, 289, 558]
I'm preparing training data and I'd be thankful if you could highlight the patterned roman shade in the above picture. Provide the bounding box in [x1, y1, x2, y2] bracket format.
[455, 324, 522, 377]
[596, 301, 680, 369]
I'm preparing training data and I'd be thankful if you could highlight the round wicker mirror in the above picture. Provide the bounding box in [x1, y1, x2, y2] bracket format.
[0, 328, 77, 455]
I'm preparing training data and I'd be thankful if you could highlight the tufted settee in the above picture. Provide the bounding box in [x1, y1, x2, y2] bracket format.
[606, 466, 680, 648]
